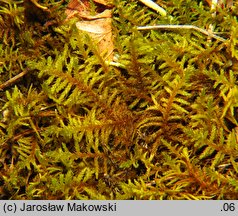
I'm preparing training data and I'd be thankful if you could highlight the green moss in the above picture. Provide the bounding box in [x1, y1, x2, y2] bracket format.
[0, 0, 238, 199]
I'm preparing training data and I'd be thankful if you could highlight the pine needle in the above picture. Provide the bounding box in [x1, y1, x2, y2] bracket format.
[137, 24, 227, 42]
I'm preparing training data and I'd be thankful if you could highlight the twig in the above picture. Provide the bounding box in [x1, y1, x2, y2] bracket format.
[0, 70, 29, 91]
[138, 0, 167, 17]
[137, 24, 227, 42]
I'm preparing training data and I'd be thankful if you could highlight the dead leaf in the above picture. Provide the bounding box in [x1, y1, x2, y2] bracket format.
[65, 0, 114, 60]
[93, 0, 114, 7]
[76, 18, 113, 59]
[66, 0, 113, 19]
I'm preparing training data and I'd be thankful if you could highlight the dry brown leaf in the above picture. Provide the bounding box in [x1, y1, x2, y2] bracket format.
[65, 0, 114, 60]
[93, 0, 114, 6]
[76, 18, 113, 59]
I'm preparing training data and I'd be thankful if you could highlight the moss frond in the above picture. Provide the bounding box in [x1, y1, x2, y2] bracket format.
[0, 0, 238, 200]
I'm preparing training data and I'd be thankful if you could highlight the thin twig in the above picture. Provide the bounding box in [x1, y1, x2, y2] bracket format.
[137, 24, 227, 42]
[138, 0, 167, 16]
[0, 70, 29, 91]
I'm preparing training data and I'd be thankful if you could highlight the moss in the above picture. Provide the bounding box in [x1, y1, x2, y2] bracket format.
[0, 0, 238, 199]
